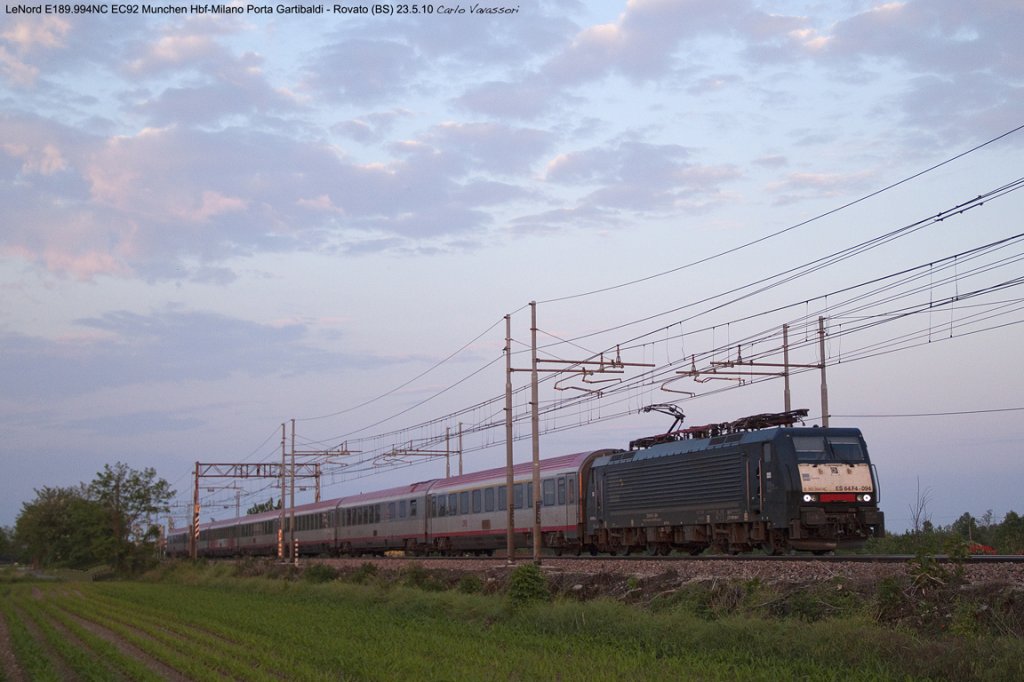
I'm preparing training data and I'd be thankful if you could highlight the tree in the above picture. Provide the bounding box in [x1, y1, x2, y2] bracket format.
[951, 512, 979, 542]
[909, 477, 933, 533]
[0, 525, 15, 562]
[994, 511, 1024, 554]
[247, 497, 280, 515]
[14, 486, 109, 569]
[88, 462, 175, 572]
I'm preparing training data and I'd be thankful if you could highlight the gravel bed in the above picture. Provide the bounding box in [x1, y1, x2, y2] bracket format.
[321, 556, 1024, 586]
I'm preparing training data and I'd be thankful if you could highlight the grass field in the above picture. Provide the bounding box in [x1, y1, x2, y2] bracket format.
[1, 564, 1021, 681]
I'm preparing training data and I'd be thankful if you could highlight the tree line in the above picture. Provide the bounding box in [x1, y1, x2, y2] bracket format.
[865, 509, 1024, 555]
[0, 462, 174, 574]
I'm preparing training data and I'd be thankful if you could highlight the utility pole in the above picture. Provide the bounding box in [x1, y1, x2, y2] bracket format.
[530, 301, 541, 564]
[190, 461, 200, 559]
[279, 423, 286, 560]
[290, 419, 296, 560]
[783, 324, 791, 413]
[818, 316, 829, 428]
[504, 314, 515, 563]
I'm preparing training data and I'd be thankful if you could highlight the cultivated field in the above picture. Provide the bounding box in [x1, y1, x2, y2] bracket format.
[1, 561, 1021, 681]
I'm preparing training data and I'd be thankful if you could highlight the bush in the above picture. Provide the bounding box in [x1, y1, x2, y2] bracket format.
[402, 562, 445, 591]
[303, 563, 338, 584]
[457, 573, 483, 594]
[507, 563, 549, 608]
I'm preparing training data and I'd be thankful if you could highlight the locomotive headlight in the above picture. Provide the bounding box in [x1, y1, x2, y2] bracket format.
[859, 494, 872, 503]
[802, 494, 815, 503]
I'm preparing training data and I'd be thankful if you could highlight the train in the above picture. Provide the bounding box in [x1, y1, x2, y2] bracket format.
[167, 409, 885, 558]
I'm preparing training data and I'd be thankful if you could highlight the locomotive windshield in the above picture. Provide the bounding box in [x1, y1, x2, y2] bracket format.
[792, 435, 865, 462]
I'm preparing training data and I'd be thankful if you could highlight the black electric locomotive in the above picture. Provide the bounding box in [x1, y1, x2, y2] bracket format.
[583, 409, 884, 555]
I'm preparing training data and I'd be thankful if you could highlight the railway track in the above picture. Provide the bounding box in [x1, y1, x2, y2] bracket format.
[323, 553, 1024, 564]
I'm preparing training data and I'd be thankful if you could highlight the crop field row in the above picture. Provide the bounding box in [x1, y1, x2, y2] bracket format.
[1, 572, 1022, 681]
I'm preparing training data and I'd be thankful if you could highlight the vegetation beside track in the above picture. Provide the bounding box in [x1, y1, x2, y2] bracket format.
[1, 560, 1022, 681]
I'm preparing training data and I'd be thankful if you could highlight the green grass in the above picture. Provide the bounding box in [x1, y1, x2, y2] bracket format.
[1, 569, 1021, 682]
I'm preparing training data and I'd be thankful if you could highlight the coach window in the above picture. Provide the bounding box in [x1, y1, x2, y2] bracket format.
[514, 483, 524, 509]
[459, 491, 470, 514]
[484, 487, 495, 512]
[498, 485, 507, 511]
[410, 499, 417, 517]
[448, 493, 458, 515]
[557, 477, 566, 505]
[542, 479, 556, 507]
[567, 474, 577, 504]
[472, 489, 482, 513]
[436, 496, 446, 517]
[375, 505, 381, 523]
[399, 500, 407, 519]
[388, 501, 396, 521]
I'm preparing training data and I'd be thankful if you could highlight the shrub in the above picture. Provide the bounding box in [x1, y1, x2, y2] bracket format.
[303, 563, 338, 584]
[457, 573, 483, 594]
[348, 562, 379, 585]
[507, 563, 549, 608]
[402, 562, 431, 589]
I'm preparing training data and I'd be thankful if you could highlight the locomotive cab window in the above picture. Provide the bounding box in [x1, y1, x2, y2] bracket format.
[828, 436, 865, 461]
[792, 436, 826, 461]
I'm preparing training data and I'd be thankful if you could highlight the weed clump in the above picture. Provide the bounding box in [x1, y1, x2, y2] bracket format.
[507, 563, 549, 608]
[402, 562, 446, 591]
[348, 562, 379, 585]
[303, 563, 338, 583]
[457, 573, 483, 594]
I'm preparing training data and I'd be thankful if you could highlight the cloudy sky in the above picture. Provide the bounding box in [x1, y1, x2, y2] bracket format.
[3, 0, 1023, 534]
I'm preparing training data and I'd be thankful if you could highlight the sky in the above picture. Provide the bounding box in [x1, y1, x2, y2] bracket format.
[2, 0, 1023, 535]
